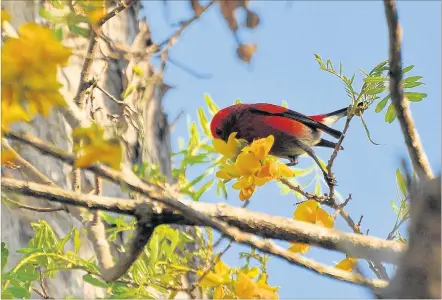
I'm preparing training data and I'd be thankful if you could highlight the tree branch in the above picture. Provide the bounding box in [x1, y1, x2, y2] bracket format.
[2, 177, 391, 289]
[2, 177, 405, 265]
[383, 0, 434, 181]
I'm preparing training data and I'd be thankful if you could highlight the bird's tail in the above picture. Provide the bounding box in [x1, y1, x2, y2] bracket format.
[314, 107, 349, 126]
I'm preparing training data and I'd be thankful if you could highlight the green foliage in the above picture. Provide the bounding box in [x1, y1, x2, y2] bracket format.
[314, 54, 427, 125]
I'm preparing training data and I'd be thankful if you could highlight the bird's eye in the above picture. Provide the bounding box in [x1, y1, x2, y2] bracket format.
[215, 128, 223, 136]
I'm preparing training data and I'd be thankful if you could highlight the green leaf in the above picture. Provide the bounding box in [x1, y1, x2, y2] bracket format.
[375, 95, 390, 113]
[4, 286, 31, 299]
[363, 76, 388, 83]
[403, 81, 424, 89]
[385, 103, 397, 123]
[38, 8, 64, 23]
[121, 85, 134, 99]
[2, 242, 9, 271]
[73, 228, 81, 254]
[396, 169, 407, 197]
[204, 93, 219, 116]
[314, 53, 324, 67]
[148, 232, 160, 267]
[402, 65, 414, 74]
[50, 0, 66, 9]
[314, 181, 321, 195]
[365, 87, 386, 95]
[15, 264, 39, 281]
[57, 229, 73, 253]
[132, 65, 144, 77]
[52, 27, 63, 41]
[281, 100, 288, 108]
[235, 98, 242, 104]
[194, 179, 214, 201]
[188, 122, 200, 147]
[197, 107, 211, 136]
[403, 76, 423, 83]
[405, 92, 427, 102]
[68, 23, 90, 38]
[82, 274, 108, 288]
[390, 199, 399, 215]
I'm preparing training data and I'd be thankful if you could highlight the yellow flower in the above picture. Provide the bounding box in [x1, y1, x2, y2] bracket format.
[335, 257, 358, 272]
[72, 124, 123, 170]
[1, 101, 31, 132]
[235, 273, 256, 299]
[1, 149, 17, 165]
[242, 135, 274, 160]
[80, 0, 107, 25]
[213, 132, 240, 160]
[235, 151, 261, 176]
[198, 259, 231, 288]
[1, 22, 71, 119]
[255, 273, 279, 299]
[289, 200, 334, 253]
[235, 272, 279, 299]
[1, 9, 11, 23]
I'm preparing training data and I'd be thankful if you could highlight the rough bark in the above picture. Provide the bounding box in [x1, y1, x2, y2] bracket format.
[379, 175, 441, 299]
[2, 1, 174, 298]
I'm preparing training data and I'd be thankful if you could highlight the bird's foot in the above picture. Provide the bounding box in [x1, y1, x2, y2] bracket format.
[286, 156, 299, 167]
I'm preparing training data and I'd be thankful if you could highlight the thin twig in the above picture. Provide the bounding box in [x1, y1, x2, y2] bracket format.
[327, 116, 353, 199]
[383, 0, 434, 180]
[2, 139, 55, 186]
[3, 197, 65, 213]
[158, 1, 215, 52]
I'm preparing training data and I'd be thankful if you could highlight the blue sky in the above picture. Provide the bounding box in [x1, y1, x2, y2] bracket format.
[142, 1, 441, 298]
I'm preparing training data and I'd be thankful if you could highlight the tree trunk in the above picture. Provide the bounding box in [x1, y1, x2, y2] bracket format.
[2, 1, 175, 298]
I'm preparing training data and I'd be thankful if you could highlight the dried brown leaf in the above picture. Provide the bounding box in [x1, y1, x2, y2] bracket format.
[218, 0, 248, 32]
[246, 10, 259, 29]
[237, 43, 257, 63]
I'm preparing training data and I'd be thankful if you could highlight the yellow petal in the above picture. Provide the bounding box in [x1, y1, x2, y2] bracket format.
[1, 150, 17, 165]
[249, 135, 274, 160]
[235, 273, 256, 299]
[335, 257, 358, 272]
[213, 286, 225, 299]
[232, 175, 254, 190]
[2, 9, 11, 23]
[246, 267, 260, 279]
[288, 243, 310, 254]
[277, 162, 295, 177]
[315, 207, 335, 228]
[293, 199, 319, 223]
[236, 152, 261, 175]
[198, 271, 225, 288]
[214, 260, 230, 277]
[1, 101, 31, 131]
[239, 185, 256, 201]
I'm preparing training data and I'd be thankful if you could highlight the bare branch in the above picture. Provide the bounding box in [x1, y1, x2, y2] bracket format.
[2, 177, 405, 265]
[383, 0, 434, 180]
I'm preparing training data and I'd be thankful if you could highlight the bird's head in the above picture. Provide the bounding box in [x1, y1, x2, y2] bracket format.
[210, 104, 242, 141]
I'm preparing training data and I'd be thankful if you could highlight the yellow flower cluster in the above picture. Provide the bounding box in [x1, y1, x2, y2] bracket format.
[214, 133, 294, 201]
[72, 124, 123, 170]
[288, 200, 334, 254]
[79, 0, 107, 25]
[198, 259, 279, 299]
[1, 22, 71, 131]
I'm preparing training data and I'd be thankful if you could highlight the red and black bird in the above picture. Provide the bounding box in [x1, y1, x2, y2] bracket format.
[210, 103, 350, 184]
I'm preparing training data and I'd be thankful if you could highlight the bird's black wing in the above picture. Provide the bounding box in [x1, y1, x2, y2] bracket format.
[246, 107, 343, 139]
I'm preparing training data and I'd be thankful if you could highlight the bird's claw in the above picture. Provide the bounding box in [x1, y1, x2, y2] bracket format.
[286, 156, 299, 167]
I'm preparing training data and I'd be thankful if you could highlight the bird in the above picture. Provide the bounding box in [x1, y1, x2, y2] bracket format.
[210, 103, 351, 185]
